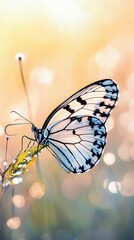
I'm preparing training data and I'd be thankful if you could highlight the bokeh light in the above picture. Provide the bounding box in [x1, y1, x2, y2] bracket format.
[12, 177, 23, 185]
[108, 181, 121, 194]
[103, 179, 109, 189]
[3, 160, 8, 167]
[30, 67, 53, 84]
[120, 172, 134, 197]
[29, 181, 45, 199]
[12, 194, 25, 208]
[95, 45, 120, 69]
[103, 152, 115, 165]
[6, 217, 21, 230]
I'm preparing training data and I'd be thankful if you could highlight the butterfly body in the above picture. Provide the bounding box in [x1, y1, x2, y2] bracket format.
[32, 79, 119, 174]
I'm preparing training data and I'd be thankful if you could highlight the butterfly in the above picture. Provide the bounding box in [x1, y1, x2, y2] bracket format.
[31, 79, 119, 174]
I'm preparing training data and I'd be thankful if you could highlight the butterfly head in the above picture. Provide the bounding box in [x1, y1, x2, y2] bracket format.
[31, 124, 44, 144]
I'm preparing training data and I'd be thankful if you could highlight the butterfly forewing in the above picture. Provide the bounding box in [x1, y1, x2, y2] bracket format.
[46, 116, 107, 173]
[42, 79, 119, 129]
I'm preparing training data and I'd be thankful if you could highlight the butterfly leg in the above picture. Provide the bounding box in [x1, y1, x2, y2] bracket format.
[19, 135, 35, 154]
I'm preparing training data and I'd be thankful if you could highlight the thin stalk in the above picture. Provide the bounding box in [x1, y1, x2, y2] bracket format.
[18, 57, 32, 120]
[4, 136, 9, 171]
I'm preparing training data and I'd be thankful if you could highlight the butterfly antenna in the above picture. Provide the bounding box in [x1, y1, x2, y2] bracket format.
[5, 122, 31, 136]
[11, 111, 33, 125]
[5, 111, 33, 136]
[16, 54, 32, 120]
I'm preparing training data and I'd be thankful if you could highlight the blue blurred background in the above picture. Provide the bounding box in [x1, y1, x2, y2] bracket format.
[0, 1, 134, 239]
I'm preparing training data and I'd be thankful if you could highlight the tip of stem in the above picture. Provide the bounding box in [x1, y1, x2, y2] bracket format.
[15, 53, 25, 62]
[6, 136, 9, 141]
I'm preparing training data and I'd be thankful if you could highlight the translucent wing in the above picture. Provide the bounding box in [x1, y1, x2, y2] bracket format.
[42, 79, 119, 129]
[31, 79, 118, 174]
[45, 116, 107, 173]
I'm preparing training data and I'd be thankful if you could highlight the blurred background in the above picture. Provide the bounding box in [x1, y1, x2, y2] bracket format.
[0, 0, 134, 239]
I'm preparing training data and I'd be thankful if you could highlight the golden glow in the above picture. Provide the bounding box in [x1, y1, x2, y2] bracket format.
[29, 181, 45, 199]
[6, 217, 21, 230]
[95, 45, 120, 69]
[0, 2, 133, 237]
[30, 67, 54, 84]
[44, 0, 89, 30]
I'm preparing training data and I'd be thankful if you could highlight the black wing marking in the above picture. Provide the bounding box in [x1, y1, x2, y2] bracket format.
[45, 116, 107, 173]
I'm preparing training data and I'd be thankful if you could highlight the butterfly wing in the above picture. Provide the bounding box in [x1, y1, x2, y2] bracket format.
[42, 79, 119, 129]
[40, 79, 118, 173]
[45, 116, 106, 173]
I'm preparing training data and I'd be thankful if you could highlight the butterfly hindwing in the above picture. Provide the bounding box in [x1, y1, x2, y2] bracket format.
[42, 79, 119, 129]
[45, 116, 107, 173]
